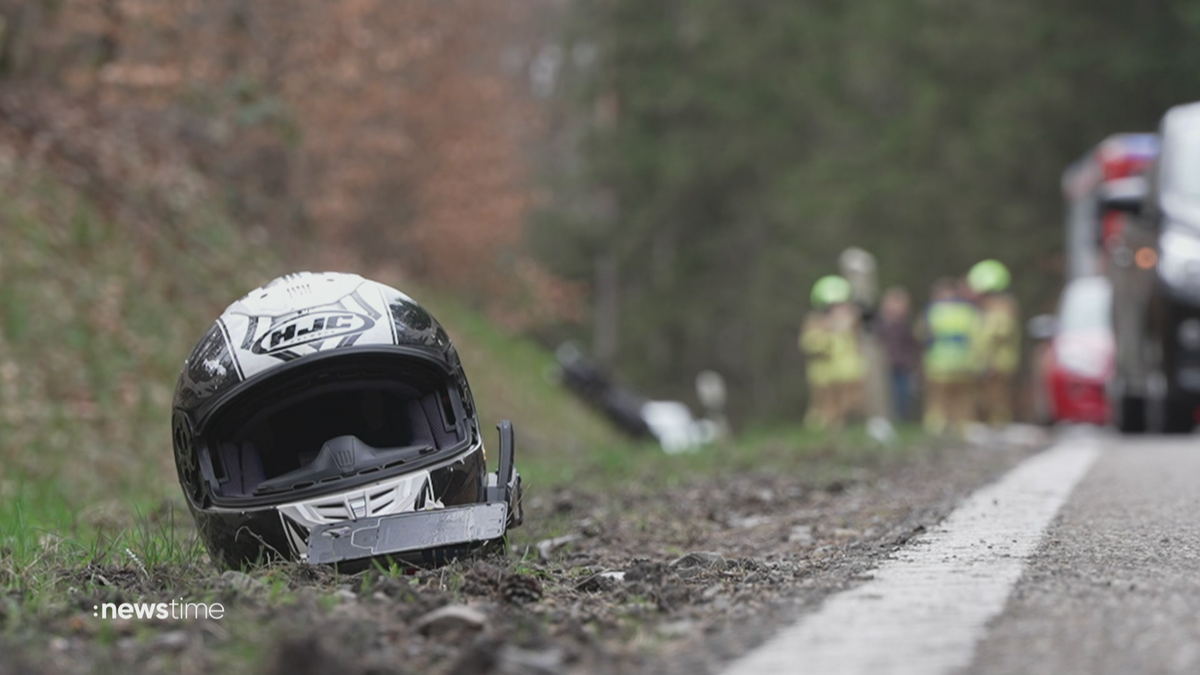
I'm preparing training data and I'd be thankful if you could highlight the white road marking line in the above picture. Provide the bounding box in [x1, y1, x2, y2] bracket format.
[721, 439, 1102, 675]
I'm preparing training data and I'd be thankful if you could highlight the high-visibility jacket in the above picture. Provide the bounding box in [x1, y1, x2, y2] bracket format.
[977, 294, 1020, 374]
[826, 304, 867, 383]
[923, 300, 981, 382]
[801, 312, 835, 387]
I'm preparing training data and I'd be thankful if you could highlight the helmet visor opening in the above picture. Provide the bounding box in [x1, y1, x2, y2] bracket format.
[205, 357, 467, 499]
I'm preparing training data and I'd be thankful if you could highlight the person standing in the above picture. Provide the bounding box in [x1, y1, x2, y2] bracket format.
[839, 247, 892, 424]
[802, 275, 864, 429]
[919, 278, 981, 435]
[967, 259, 1021, 426]
[879, 287, 920, 422]
[801, 280, 838, 430]
[827, 294, 868, 424]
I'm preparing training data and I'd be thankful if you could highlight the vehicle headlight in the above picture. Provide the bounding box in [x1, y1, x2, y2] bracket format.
[1058, 349, 1108, 379]
[1158, 224, 1200, 290]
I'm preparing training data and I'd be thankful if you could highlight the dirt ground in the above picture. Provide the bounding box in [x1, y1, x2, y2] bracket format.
[0, 435, 1040, 675]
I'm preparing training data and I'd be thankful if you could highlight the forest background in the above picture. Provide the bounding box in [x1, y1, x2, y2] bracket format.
[2, 0, 1196, 422]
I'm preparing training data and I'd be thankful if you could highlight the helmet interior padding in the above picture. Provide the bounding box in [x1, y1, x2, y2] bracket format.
[203, 354, 467, 500]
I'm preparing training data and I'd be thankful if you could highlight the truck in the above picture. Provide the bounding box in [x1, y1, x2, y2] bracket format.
[1105, 105, 1200, 433]
[1029, 134, 1158, 426]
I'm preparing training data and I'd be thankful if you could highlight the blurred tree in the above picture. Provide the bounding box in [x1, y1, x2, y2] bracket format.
[0, 0, 580, 329]
[533, 0, 1200, 421]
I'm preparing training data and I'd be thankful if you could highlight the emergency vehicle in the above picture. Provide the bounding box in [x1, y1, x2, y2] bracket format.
[1030, 134, 1158, 426]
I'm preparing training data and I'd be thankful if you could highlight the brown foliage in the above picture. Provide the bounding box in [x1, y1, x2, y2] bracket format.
[0, 0, 581, 325]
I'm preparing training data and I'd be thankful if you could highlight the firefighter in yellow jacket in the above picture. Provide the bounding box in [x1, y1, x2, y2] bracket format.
[919, 278, 982, 435]
[801, 276, 866, 429]
[968, 259, 1021, 425]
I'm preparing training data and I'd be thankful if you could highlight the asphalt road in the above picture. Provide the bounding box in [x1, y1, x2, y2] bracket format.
[966, 432, 1200, 675]
[720, 429, 1200, 675]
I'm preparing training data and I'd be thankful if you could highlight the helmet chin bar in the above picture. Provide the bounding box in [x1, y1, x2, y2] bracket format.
[305, 421, 521, 566]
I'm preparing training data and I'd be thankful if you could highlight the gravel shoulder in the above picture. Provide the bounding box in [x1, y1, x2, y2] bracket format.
[0, 432, 1041, 675]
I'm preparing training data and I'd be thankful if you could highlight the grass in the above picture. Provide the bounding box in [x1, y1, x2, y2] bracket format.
[519, 422, 936, 493]
[0, 159, 612, 551]
[414, 286, 624, 457]
[0, 161, 630, 656]
[0, 162, 948, 672]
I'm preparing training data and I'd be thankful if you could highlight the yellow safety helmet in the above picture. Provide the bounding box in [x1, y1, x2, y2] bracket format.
[967, 259, 1011, 294]
[812, 275, 853, 308]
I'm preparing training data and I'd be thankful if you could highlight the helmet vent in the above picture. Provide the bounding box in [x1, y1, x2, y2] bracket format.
[315, 502, 351, 521]
[297, 483, 413, 522]
[367, 484, 403, 514]
[286, 283, 313, 298]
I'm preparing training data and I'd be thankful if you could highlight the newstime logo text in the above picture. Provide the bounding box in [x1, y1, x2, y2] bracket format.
[93, 600, 225, 620]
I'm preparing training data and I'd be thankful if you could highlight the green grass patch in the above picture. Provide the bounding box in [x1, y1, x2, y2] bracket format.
[417, 287, 624, 459]
[516, 422, 937, 496]
[0, 158, 953, 673]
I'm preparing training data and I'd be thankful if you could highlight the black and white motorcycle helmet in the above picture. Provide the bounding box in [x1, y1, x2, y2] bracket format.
[172, 272, 521, 569]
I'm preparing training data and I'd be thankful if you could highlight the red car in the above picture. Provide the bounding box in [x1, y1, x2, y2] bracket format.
[1029, 276, 1114, 425]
